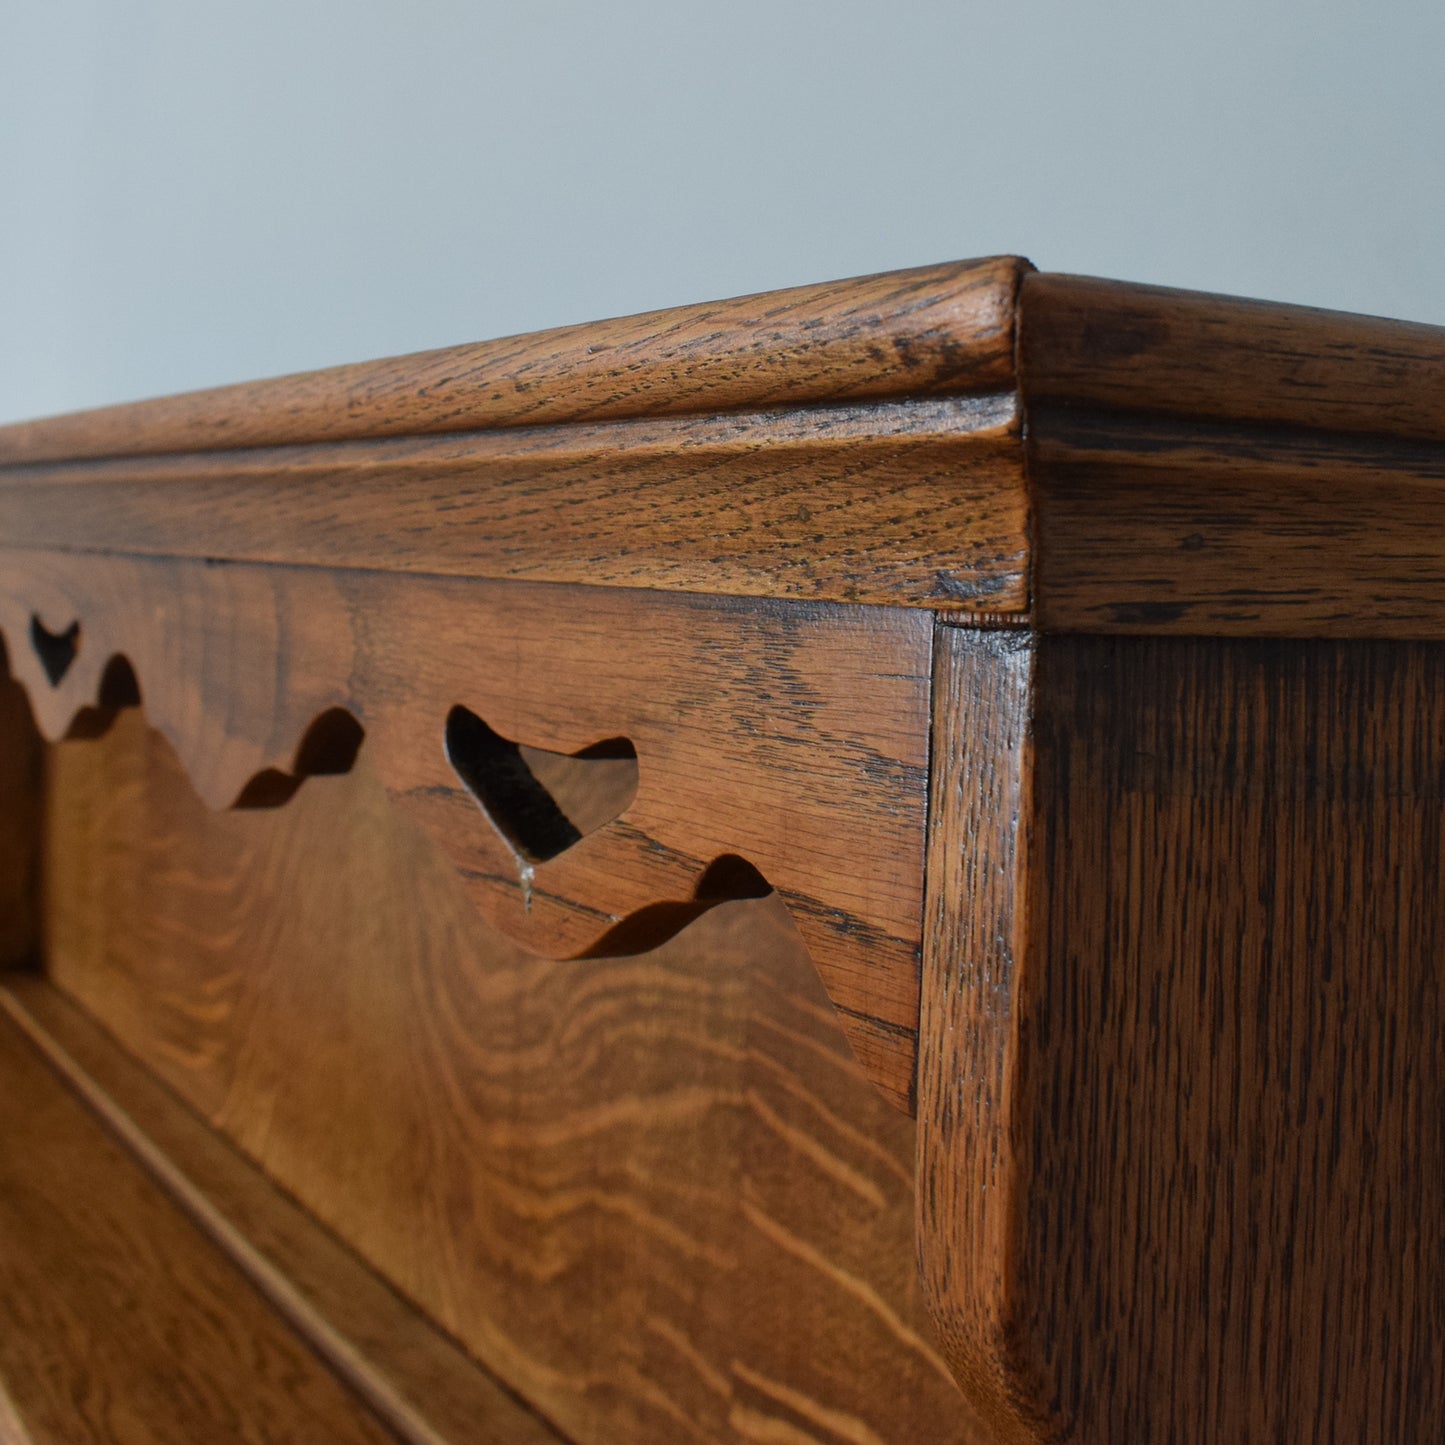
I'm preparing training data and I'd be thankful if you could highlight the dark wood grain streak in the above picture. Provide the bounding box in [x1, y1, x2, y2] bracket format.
[40, 708, 990, 1445]
[1015, 634, 1445, 1442]
[0, 1009, 400, 1445]
[0, 977, 566, 1445]
[0, 258, 1026, 464]
[0, 640, 42, 968]
[0, 399, 1026, 611]
[1027, 408, 1445, 636]
[1019, 273, 1445, 636]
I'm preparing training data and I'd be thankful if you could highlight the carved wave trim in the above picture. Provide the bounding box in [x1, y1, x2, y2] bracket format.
[0, 629, 777, 962]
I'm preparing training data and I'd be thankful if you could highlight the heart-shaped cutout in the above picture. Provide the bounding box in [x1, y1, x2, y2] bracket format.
[30, 615, 80, 686]
[445, 705, 637, 863]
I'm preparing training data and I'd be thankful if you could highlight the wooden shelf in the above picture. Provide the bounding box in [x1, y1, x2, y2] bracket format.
[0, 978, 564, 1445]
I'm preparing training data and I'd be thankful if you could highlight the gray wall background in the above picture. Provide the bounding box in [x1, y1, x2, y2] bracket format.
[3, 1, 1443, 426]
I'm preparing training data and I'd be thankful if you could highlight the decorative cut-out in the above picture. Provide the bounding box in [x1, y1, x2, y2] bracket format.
[232, 708, 366, 809]
[30, 615, 79, 686]
[445, 704, 638, 863]
[4, 624, 363, 810]
[1, 623, 784, 975]
[64, 656, 142, 739]
[581, 854, 774, 956]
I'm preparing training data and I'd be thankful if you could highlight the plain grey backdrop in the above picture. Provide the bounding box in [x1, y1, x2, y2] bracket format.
[4, 0, 1443, 426]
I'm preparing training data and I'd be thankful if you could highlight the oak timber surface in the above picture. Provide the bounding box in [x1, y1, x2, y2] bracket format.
[918, 630, 1445, 1442]
[1027, 410, 1445, 636]
[0, 1008, 398, 1445]
[8, 258, 1445, 629]
[1018, 271, 1445, 636]
[0, 977, 568, 1445]
[916, 627, 1039, 1445]
[0, 404, 1027, 611]
[1020, 271, 1445, 443]
[0, 549, 929, 1109]
[1021, 636, 1445, 1441]
[40, 708, 989, 1445]
[0, 258, 1024, 461]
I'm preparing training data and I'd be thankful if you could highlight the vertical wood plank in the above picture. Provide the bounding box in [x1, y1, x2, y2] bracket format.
[919, 629, 1445, 1441]
[917, 624, 1043, 1443]
[1016, 635, 1445, 1441]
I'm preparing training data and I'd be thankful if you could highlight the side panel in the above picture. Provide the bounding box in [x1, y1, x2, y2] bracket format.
[1016, 634, 1445, 1441]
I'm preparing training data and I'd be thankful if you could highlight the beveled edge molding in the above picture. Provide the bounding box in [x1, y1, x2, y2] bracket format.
[0, 258, 1028, 463]
[10, 259, 1445, 629]
[0, 398, 1029, 613]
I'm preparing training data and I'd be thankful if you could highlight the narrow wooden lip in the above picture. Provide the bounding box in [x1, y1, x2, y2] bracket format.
[0, 256, 1030, 466]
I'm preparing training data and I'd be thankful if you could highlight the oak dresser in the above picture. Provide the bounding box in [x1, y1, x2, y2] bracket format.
[0, 258, 1440, 1443]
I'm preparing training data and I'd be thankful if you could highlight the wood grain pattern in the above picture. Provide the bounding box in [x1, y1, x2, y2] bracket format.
[0, 638, 42, 968]
[0, 401, 1026, 612]
[1028, 409, 1445, 636]
[0, 548, 930, 1109]
[0, 258, 1025, 463]
[916, 625, 1040, 1445]
[10, 258, 1445, 1439]
[1021, 271, 1445, 443]
[919, 629, 1445, 1442]
[0, 976, 566, 1445]
[12, 259, 1445, 632]
[40, 706, 989, 1445]
[0, 1008, 399, 1445]
[1019, 272, 1445, 636]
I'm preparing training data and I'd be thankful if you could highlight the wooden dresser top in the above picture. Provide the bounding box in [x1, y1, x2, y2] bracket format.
[4, 257, 1445, 634]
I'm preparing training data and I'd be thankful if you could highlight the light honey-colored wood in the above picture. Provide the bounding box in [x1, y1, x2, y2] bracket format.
[0, 1008, 400, 1445]
[0, 548, 930, 1110]
[0, 976, 570, 1445]
[41, 706, 989, 1445]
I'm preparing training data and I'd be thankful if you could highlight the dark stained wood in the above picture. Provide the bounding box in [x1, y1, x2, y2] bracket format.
[0, 548, 931, 1110]
[0, 258, 1025, 463]
[916, 624, 1041, 1445]
[1021, 271, 1445, 443]
[1027, 410, 1445, 636]
[0, 403, 1026, 612]
[0, 1008, 400, 1445]
[40, 707, 990, 1445]
[919, 629, 1445, 1442]
[0, 976, 567, 1445]
[0, 639, 42, 968]
[11, 261, 1445, 631]
[1018, 272, 1445, 637]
